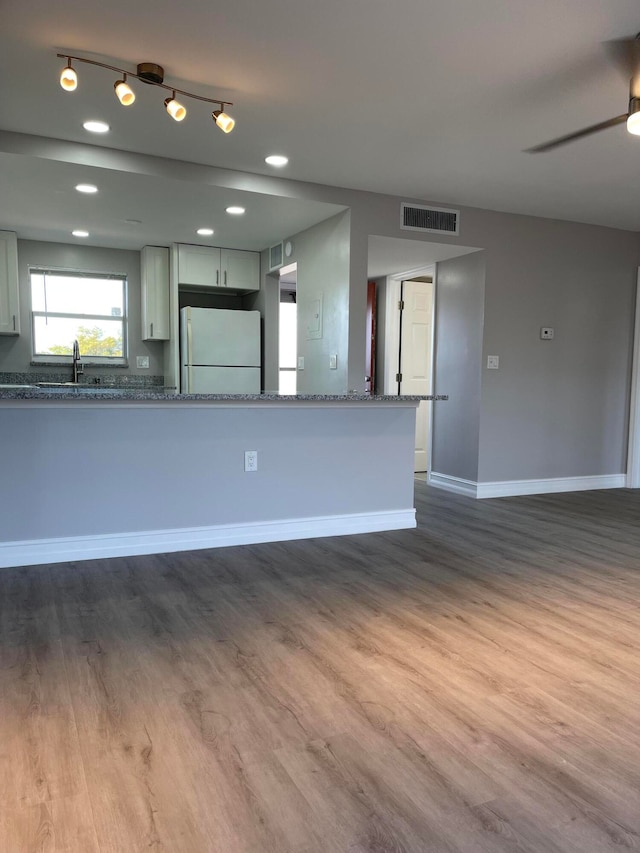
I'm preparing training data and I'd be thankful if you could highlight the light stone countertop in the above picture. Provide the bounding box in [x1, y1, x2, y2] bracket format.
[0, 386, 447, 403]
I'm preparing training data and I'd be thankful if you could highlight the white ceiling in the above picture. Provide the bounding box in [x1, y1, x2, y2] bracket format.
[0, 152, 343, 251]
[2, 0, 640, 234]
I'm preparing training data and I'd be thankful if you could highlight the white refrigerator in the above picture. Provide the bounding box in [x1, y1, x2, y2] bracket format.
[180, 307, 261, 393]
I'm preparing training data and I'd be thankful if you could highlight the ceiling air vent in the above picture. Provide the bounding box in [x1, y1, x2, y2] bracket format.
[269, 242, 284, 272]
[400, 203, 460, 236]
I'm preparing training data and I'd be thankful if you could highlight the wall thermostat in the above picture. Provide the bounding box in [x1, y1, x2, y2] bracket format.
[540, 327, 554, 340]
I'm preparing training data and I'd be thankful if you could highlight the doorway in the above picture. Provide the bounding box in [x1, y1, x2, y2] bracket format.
[398, 277, 434, 472]
[279, 263, 297, 395]
[368, 234, 483, 474]
[373, 263, 435, 473]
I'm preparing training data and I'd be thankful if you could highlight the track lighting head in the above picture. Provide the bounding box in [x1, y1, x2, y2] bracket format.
[165, 93, 186, 121]
[627, 98, 640, 136]
[60, 60, 77, 91]
[212, 109, 235, 134]
[114, 75, 135, 106]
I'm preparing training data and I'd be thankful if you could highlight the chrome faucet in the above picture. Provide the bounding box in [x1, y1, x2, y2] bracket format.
[72, 339, 83, 384]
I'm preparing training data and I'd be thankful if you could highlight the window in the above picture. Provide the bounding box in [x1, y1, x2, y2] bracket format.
[30, 268, 127, 363]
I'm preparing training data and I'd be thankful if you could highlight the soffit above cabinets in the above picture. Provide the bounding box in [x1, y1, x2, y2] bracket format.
[0, 151, 345, 252]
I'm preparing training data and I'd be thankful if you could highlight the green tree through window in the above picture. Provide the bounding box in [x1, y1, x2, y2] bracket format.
[48, 325, 123, 358]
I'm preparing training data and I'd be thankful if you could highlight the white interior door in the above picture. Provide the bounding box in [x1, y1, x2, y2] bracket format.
[399, 280, 434, 472]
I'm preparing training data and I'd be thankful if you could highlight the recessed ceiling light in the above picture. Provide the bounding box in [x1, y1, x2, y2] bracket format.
[82, 120, 110, 134]
[196, 227, 214, 236]
[265, 154, 288, 167]
[75, 183, 98, 194]
[226, 206, 245, 215]
[72, 230, 89, 238]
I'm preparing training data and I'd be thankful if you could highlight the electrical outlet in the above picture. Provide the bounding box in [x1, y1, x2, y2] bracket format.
[540, 327, 554, 340]
[487, 355, 500, 369]
[244, 450, 258, 472]
[136, 355, 150, 369]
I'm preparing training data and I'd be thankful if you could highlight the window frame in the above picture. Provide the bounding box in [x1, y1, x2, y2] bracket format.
[29, 265, 129, 366]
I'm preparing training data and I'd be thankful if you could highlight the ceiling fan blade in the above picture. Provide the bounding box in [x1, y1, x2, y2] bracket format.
[525, 114, 628, 153]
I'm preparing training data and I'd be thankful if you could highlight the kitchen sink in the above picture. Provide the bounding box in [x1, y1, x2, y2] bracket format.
[0, 384, 35, 389]
[36, 382, 83, 387]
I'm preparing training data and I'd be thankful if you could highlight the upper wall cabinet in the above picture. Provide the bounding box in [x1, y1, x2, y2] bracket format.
[0, 231, 20, 336]
[177, 244, 259, 293]
[220, 249, 260, 292]
[141, 246, 170, 341]
[178, 244, 221, 288]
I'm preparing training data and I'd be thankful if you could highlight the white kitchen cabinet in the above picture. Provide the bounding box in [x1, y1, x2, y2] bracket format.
[141, 246, 170, 341]
[220, 248, 260, 292]
[178, 244, 221, 288]
[177, 243, 259, 292]
[0, 231, 20, 336]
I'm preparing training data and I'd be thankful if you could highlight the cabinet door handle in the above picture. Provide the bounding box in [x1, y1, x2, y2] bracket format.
[216, 270, 219, 285]
[150, 322, 154, 338]
[224, 270, 227, 285]
[12, 314, 16, 331]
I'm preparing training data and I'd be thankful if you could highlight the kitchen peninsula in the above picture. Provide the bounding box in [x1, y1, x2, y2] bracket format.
[0, 389, 445, 569]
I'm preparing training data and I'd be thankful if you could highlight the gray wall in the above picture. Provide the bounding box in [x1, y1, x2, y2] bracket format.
[283, 211, 351, 394]
[432, 251, 485, 481]
[2, 135, 640, 487]
[0, 239, 164, 379]
[477, 216, 638, 482]
[244, 252, 280, 394]
[348, 200, 639, 484]
[0, 402, 417, 562]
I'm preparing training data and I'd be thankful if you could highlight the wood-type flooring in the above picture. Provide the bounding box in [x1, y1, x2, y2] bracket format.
[2, 484, 640, 851]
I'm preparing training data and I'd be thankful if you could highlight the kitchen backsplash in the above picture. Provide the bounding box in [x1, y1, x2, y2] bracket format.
[0, 371, 164, 388]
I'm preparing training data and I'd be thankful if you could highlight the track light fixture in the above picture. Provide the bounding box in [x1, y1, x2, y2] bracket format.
[57, 53, 235, 132]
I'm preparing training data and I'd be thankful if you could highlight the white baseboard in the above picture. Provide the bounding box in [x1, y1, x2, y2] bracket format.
[476, 473, 626, 498]
[0, 509, 416, 570]
[429, 471, 626, 500]
[427, 472, 478, 497]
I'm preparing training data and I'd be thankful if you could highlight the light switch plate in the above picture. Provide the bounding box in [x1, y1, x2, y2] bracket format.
[487, 355, 499, 369]
[297, 356, 305, 370]
[329, 353, 337, 369]
[306, 293, 323, 340]
[136, 355, 150, 369]
[540, 327, 554, 340]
